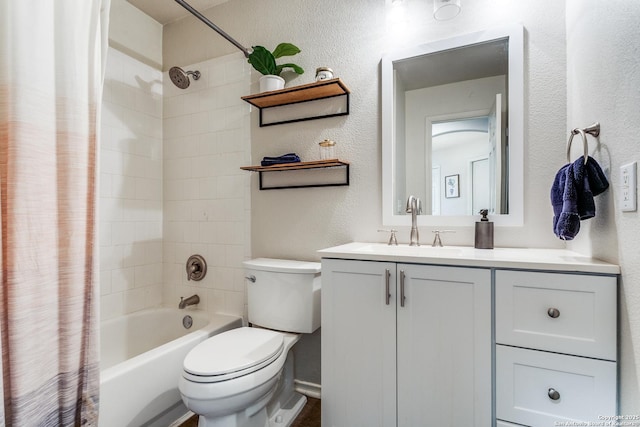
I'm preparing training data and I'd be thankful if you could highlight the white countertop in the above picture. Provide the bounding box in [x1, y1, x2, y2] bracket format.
[318, 242, 620, 275]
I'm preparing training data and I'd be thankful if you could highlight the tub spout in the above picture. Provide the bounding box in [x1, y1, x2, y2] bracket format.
[179, 294, 200, 309]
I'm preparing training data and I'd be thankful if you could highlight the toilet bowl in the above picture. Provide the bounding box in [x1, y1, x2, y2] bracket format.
[179, 258, 321, 427]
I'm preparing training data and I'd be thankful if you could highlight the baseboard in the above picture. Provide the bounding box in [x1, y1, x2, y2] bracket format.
[294, 379, 321, 399]
[167, 410, 195, 427]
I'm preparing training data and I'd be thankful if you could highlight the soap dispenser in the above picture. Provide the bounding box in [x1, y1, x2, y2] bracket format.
[474, 209, 494, 249]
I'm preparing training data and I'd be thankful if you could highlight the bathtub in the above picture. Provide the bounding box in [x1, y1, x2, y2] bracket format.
[99, 308, 242, 427]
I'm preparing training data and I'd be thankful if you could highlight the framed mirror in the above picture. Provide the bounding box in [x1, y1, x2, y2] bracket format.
[382, 24, 524, 227]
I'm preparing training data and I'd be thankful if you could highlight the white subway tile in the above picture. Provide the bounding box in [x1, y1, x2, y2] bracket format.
[224, 291, 244, 317]
[101, 292, 124, 320]
[224, 245, 244, 268]
[217, 175, 243, 199]
[198, 177, 218, 199]
[124, 288, 146, 313]
[111, 267, 135, 293]
[198, 222, 218, 244]
[190, 111, 210, 136]
[111, 221, 136, 245]
[218, 221, 244, 245]
[100, 270, 112, 295]
[111, 175, 136, 199]
[207, 63, 226, 87]
[100, 245, 124, 271]
[99, 221, 112, 247]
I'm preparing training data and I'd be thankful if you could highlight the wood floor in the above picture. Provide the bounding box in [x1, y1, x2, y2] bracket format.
[178, 397, 320, 427]
[291, 397, 321, 427]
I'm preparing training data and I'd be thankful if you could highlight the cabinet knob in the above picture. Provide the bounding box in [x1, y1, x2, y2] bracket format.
[548, 388, 561, 400]
[547, 307, 560, 318]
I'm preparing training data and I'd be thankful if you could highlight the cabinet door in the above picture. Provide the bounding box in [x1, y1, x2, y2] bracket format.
[321, 259, 397, 427]
[397, 264, 492, 427]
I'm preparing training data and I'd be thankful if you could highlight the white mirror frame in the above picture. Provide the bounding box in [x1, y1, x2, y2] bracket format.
[382, 24, 524, 227]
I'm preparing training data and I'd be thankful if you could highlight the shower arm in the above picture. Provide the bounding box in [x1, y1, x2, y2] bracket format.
[174, 0, 251, 58]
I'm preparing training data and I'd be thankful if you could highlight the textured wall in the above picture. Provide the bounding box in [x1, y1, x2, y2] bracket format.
[164, 0, 567, 258]
[163, 0, 568, 391]
[566, 0, 640, 413]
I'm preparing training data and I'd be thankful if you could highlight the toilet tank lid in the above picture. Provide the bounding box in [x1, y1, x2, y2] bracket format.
[243, 258, 321, 274]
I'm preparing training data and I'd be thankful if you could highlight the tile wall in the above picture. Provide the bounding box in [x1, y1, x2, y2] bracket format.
[162, 52, 252, 319]
[100, 47, 164, 319]
[99, 48, 252, 321]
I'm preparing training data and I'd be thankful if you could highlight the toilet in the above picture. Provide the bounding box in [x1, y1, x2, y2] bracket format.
[179, 258, 321, 427]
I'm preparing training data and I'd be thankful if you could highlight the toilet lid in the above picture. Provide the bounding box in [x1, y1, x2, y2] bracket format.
[183, 327, 284, 382]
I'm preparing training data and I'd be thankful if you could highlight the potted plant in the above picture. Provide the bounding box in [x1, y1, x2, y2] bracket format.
[247, 42, 304, 92]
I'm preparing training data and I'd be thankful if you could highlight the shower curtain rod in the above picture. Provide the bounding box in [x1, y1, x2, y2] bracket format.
[174, 0, 251, 58]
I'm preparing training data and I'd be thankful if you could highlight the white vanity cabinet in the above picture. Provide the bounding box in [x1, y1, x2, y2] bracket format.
[495, 270, 617, 426]
[321, 258, 492, 427]
[319, 243, 620, 427]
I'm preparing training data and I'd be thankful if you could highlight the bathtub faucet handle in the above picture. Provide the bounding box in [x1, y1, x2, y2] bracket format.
[186, 255, 207, 281]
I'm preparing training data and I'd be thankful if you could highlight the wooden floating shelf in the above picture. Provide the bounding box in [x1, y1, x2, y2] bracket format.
[241, 79, 351, 126]
[240, 159, 349, 172]
[241, 78, 350, 109]
[240, 159, 350, 190]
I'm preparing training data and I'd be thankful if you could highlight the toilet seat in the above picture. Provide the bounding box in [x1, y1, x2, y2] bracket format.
[183, 327, 284, 384]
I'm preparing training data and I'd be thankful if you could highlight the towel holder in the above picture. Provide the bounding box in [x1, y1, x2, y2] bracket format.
[566, 122, 600, 164]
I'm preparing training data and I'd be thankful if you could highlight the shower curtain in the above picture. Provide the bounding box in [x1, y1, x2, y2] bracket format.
[0, 1, 110, 425]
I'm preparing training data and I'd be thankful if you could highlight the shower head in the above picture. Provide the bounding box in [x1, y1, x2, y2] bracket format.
[169, 66, 201, 89]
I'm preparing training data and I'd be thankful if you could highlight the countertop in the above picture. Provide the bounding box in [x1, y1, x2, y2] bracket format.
[318, 242, 620, 275]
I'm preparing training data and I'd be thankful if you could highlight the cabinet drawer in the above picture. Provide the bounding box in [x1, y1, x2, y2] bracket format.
[495, 270, 616, 360]
[496, 345, 617, 426]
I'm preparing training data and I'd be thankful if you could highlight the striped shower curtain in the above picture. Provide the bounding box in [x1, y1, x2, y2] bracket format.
[0, 1, 110, 425]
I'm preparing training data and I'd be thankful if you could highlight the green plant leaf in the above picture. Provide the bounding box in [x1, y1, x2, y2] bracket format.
[272, 43, 301, 59]
[275, 63, 305, 75]
[247, 46, 277, 75]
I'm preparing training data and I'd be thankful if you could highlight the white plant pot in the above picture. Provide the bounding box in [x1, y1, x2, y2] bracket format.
[259, 75, 285, 93]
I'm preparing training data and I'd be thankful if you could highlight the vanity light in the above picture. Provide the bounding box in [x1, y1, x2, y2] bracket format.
[433, 0, 461, 20]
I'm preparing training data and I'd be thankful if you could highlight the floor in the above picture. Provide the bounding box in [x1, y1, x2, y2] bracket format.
[178, 398, 321, 427]
[291, 397, 321, 427]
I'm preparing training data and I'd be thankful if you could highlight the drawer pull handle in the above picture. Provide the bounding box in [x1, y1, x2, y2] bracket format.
[400, 270, 406, 308]
[547, 307, 561, 318]
[385, 269, 391, 305]
[548, 388, 561, 400]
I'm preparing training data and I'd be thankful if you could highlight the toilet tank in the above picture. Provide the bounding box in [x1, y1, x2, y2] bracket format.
[243, 258, 321, 333]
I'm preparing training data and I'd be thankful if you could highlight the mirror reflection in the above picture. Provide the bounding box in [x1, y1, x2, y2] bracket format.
[396, 38, 508, 216]
[382, 25, 524, 227]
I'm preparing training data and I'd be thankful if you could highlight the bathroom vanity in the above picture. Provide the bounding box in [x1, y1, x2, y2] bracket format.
[319, 243, 619, 427]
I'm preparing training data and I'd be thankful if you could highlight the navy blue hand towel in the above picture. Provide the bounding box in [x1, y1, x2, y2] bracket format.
[585, 156, 609, 196]
[261, 153, 301, 166]
[551, 156, 609, 240]
[551, 163, 581, 240]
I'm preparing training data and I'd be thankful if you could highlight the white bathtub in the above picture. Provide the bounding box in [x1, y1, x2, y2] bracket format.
[99, 308, 242, 427]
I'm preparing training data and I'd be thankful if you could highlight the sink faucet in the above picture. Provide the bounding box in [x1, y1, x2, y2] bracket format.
[179, 294, 200, 309]
[406, 195, 422, 246]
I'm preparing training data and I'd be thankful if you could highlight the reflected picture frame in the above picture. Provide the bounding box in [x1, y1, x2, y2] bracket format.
[445, 174, 460, 198]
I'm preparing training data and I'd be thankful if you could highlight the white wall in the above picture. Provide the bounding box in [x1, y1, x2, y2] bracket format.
[100, 0, 164, 320]
[100, 47, 164, 320]
[159, 0, 640, 408]
[109, 0, 163, 68]
[566, 0, 640, 413]
[162, 53, 251, 319]
[163, 0, 567, 393]
[164, 0, 567, 256]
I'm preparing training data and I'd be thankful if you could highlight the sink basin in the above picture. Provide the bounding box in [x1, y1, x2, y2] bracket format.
[348, 243, 465, 257]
